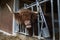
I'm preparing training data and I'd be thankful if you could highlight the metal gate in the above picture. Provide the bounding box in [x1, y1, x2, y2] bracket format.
[13, 0, 59, 40]
[24, 0, 50, 39]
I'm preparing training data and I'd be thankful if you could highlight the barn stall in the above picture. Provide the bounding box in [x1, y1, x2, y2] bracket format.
[0, 0, 60, 40]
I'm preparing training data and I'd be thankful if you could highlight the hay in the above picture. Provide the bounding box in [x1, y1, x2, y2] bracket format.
[0, 32, 21, 40]
[0, 32, 38, 40]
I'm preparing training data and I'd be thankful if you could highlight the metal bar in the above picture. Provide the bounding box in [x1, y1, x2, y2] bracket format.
[50, 0, 55, 40]
[12, 0, 15, 34]
[25, 0, 49, 9]
[57, 0, 60, 40]
[36, 0, 41, 39]
[25, 28, 29, 35]
[31, 6, 35, 36]
[20, 32, 29, 35]
[39, 4, 50, 38]
[12, 0, 18, 34]
[39, 5, 44, 28]
[22, 26, 24, 33]
[19, 25, 28, 35]
[13, 0, 20, 34]
[13, 0, 15, 12]
[14, 0, 19, 12]
[31, 6, 33, 11]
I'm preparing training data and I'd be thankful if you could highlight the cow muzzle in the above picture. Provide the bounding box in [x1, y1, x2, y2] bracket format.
[24, 20, 31, 28]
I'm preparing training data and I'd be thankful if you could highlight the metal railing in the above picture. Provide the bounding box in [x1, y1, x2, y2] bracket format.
[23, 0, 50, 40]
[13, 0, 59, 40]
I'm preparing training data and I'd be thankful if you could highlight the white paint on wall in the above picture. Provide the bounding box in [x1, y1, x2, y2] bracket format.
[0, 30, 12, 36]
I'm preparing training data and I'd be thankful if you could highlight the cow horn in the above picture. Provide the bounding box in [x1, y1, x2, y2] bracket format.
[34, 11, 38, 14]
[6, 3, 13, 13]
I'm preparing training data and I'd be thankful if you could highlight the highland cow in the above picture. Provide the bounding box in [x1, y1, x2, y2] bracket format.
[14, 9, 38, 36]
[6, 4, 38, 36]
[6, 4, 51, 37]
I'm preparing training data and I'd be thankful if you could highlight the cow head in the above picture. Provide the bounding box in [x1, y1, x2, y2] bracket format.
[6, 4, 38, 28]
[15, 9, 38, 28]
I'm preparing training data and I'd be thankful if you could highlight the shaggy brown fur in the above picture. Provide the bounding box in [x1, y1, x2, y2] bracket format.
[14, 9, 38, 36]
[14, 9, 37, 24]
[14, 9, 52, 37]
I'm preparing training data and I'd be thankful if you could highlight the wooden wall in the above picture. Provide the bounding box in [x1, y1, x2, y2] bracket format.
[0, 0, 13, 34]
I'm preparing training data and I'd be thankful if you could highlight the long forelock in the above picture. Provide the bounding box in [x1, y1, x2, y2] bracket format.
[15, 9, 37, 25]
